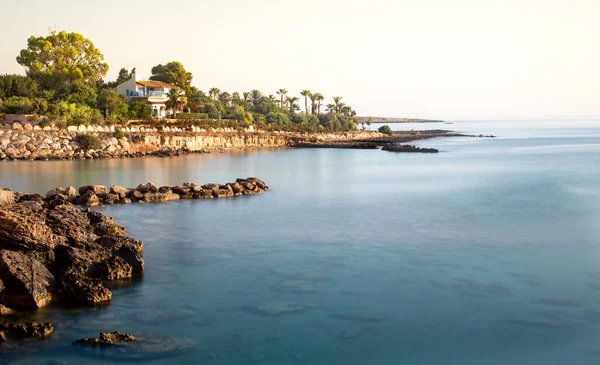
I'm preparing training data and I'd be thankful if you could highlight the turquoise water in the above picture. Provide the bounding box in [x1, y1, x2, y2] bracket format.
[2, 119, 600, 364]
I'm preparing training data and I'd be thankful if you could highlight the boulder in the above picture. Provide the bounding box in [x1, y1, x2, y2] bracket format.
[0, 188, 14, 207]
[60, 272, 112, 304]
[92, 222, 127, 237]
[45, 204, 95, 247]
[0, 250, 56, 309]
[172, 186, 191, 196]
[78, 185, 108, 196]
[247, 177, 268, 189]
[95, 256, 133, 280]
[103, 193, 120, 204]
[201, 183, 219, 190]
[136, 183, 159, 194]
[87, 211, 115, 225]
[159, 186, 172, 193]
[141, 192, 180, 203]
[46, 187, 65, 199]
[77, 191, 100, 206]
[0, 321, 53, 339]
[129, 190, 144, 200]
[229, 182, 243, 194]
[109, 185, 130, 198]
[193, 189, 214, 199]
[0, 204, 61, 251]
[64, 186, 77, 197]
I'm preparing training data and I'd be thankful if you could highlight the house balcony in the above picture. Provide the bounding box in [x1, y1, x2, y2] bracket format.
[129, 91, 166, 98]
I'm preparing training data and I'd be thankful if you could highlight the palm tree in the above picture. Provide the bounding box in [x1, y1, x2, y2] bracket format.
[250, 89, 263, 108]
[276, 88, 287, 109]
[309, 94, 317, 115]
[166, 89, 185, 118]
[232, 92, 241, 105]
[300, 90, 311, 115]
[242, 92, 250, 102]
[332, 96, 343, 114]
[325, 103, 336, 114]
[209, 88, 221, 100]
[219, 92, 231, 107]
[286, 96, 300, 113]
[314, 93, 324, 115]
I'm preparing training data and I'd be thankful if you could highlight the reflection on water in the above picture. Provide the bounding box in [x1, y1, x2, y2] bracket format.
[2, 119, 600, 364]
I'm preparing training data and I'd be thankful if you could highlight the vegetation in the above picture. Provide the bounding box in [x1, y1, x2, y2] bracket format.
[378, 125, 393, 136]
[113, 127, 124, 140]
[74, 134, 101, 151]
[0, 29, 362, 133]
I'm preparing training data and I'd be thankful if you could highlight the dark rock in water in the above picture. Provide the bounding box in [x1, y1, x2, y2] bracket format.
[73, 333, 196, 361]
[60, 272, 112, 304]
[109, 185, 129, 198]
[382, 144, 439, 153]
[96, 256, 133, 280]
[0, 250, 56, 309]
[141, 192, 180, 202]
[77, 191, 99, 206]
[87, 211, 115, 225]
[78, 185, 108, 196]
[73, 331, 136, 346]
[136, 182, 159, 194]
[0, 321, 53, 339]
[0, 188, 15, 207]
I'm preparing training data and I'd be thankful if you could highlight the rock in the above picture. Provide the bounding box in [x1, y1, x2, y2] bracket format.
[78, 185, 107, 196]
[87, 211, 115, 224]
[0, 304, 15, 315]
[92, 222, 128, 237]
[192, 189, 214, 199]
[60, 272, 112, 304]
[0, 204, 61, 251]
[0, 278, 4, 302]
[73, 331, 136, 346]
[110, 185, 130, 198]
[77, 191, 100, 206]
[45, 204, 95, 247]
[12, 122, 22, 130]
[0, 188, 14, 207]
[64, 186, 77, 197]
[172, 186, 191, 196]
[141, 192, 180, 202]
[96, 256, 133, 280]
[129, 190, 144, 199]
[229, 182, 243, 194]
[201, 183, 219, 190]
[0, 250, 56, 309]
[213, 189, 231, 198]
[0, 321, 53, 339]
[119, 197, 132, 204]
[159, 186, 172, 193]
[247, 177, 269, 190]
[381, 144, 439, 153]
[46, 187, 65, 199]
[136, 183, 159, 194]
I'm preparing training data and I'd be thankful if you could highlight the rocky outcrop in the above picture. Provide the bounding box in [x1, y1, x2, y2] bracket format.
[0, 321, 53, 340]
[0, 189, 14, 207]
[73, 331, 136, 346]
[0, 188, 146, 312]
[381, 144, 439, 153]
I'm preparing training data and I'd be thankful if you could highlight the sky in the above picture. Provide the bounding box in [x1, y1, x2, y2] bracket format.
[1, 0, 599, 119]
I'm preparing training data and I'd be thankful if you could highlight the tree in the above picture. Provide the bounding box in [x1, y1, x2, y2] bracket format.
[378, 125, 393, 136]
[314, 93, 324, 115]
[300, 90, 311, 115]
[209, 88, 221, 100]
[0, 74, 39, 99]
[166, 89, 185, 118]
[242, 92, 250, 102]
[286, 96, 300, 113]
[249, 89, 263, 108]
[332, 96, 343, 114]
[16, 30, 108, 92]
[309, 93, 317, 115]
[150, 61, 193, 94]
[218, 91, 231, 107]
[367, 116, 373, 130]
[97, 89, 128, 118]
[276, 88, 287, 109]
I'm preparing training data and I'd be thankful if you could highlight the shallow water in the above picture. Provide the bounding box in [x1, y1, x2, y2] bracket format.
[2, 119, 600, 364]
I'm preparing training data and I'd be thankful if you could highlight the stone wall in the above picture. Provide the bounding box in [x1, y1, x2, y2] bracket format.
[0, 122, 381, 161]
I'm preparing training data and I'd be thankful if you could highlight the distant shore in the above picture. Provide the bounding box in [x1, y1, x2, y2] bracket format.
[354, 117, 445, 124]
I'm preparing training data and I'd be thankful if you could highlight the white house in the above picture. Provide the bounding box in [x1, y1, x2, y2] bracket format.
[114, 69, 181, 118]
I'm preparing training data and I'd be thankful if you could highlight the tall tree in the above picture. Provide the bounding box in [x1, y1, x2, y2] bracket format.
[242, 92, 250, 102]
[300, 90, 311, 115]
[249, 89, 263, 108]
[0, 74, 39, 99]
[314, 93, 324, 115]
[286, 96, 300, 113]
[149, 61, 193, 94]
[16, 30, 108, 92]
[218, 91, 231, 107]
[208, 88, 221, 100]
[332, 96, 343, 114]
[309, 93, 317, 115]
[276, 88, 287, 109]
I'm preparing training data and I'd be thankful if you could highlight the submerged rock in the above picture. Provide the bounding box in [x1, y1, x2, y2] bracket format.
[0, 321, 53, 339]
[73, 331, 135, 346]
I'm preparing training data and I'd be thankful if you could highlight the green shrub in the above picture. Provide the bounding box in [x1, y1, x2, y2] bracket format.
[38, 118, 51, 128]
[2, 96, 34, 114]
[26, 114, 40, 123]
[378, 125, 393, 136]
[176, 112, 209, 120]
[74, 134, 102, 151]
[113, 127, 125, 140]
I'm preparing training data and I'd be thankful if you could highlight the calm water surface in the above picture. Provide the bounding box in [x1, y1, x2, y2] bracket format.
[1, 119, 600, 364]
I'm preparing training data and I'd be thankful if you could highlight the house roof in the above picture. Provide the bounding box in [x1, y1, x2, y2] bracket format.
[136, 80, 180, 89]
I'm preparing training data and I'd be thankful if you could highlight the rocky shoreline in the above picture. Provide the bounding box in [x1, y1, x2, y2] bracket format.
[0, 177, 269, 348]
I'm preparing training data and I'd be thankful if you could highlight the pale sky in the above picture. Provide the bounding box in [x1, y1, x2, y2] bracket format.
[1, 0, 599, 119]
